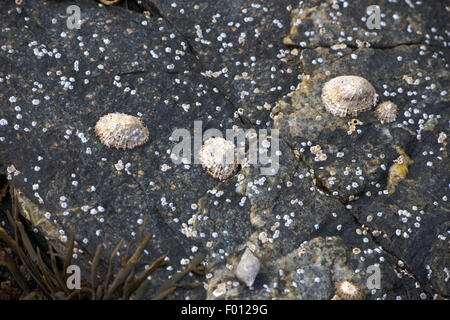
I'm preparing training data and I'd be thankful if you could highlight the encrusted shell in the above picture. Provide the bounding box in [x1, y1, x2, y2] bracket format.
[334, 280, 364, 300]
[321, 75, 378, 117]
[374, 101, 398, 123]
[95, 113, 149, 149]
[199, 137, 239, 180]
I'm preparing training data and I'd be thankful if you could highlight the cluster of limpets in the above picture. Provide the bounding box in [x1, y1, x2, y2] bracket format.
[95, 113, 149, 150]
[94, 76, 398, 180]
[199, 137, 239, 180]
[321, 75, 399, 123]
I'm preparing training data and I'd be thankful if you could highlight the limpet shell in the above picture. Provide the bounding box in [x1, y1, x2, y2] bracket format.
[95, 113, 149, 149]
[334, 280, 364, 300]
[199, 137, 239, 180]
[374, 101, 398, 123]
[321, 76, 378, 117]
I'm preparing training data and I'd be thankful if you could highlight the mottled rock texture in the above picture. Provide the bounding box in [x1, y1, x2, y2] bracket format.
[0, 0, 448, 299]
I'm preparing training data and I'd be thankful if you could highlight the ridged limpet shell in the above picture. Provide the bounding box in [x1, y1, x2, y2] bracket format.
[334, 280, 364, 300]
[199, 137, 239, 180]
[374, 101, 398, 123]
[95, 113, 149, 149]
[321, 75, 378, 117]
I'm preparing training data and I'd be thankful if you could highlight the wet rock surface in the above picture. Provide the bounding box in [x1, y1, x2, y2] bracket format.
[0, 0, 448, 299]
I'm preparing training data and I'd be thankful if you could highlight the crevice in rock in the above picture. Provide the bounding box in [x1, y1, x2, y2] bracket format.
[116, 70, 147, 76]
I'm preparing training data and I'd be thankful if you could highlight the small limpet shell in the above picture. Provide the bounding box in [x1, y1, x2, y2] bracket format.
[199, 137, 239, 180]
[321, 75, 378, 117]
[334, 280, 364, 300]
[95, 113, 149, 149]
[374, 101, 398, 123]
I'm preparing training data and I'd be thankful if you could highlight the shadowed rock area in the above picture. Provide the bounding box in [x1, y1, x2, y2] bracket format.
[0, 0, 448, 299]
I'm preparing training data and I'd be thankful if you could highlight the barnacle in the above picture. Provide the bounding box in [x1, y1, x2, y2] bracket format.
[375, 101, 398, 123]
[316, 152, 327, 162]
[199, 137, 239, 180]
[347, 118, 362, 132]
[310, 145, 322, 154]
[349, 119, 361, 126]
[95, 113, 149, 150]
[310, 145, 327, 161]
[437, 132, 447, 144]
[6, 164, 20, 180]
[334, 280, 364, 300]
[321, 76, 378, 117]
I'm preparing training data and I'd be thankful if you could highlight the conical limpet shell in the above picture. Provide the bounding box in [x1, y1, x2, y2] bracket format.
[334, 280, 364, 300]
[374, 101, 398, 123]
[199, 137, 239, 180]
[321, 75, 378, 117]
[95, 113, 149, 149]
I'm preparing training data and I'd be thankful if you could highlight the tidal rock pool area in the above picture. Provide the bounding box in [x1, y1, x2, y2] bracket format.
[0, 0, 448, 300]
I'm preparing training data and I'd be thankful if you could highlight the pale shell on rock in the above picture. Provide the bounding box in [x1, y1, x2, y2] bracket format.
[199, 137, 239, 180]
[321, 75, 378, 117]
[95, 113, 149, 149]
[374, 101, 398, 123]
[334, 280, 364, 300]
[234, 248, 260, 287]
